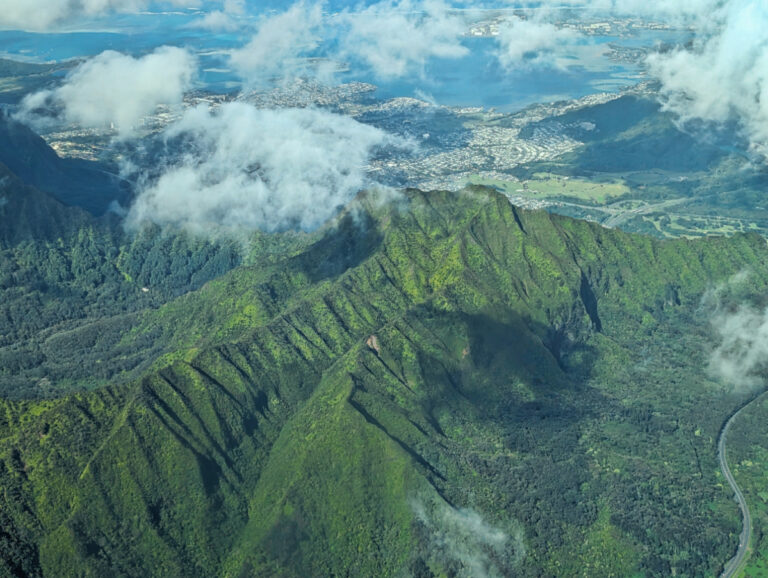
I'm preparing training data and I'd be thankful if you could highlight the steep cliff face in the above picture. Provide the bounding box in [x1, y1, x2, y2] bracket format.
[1, 186, 765, 576]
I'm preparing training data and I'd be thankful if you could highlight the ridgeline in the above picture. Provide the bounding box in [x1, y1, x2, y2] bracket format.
[1, 184, 765, 576]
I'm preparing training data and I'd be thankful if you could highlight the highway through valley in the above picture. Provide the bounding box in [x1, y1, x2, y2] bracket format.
[718, 391, 768, 577]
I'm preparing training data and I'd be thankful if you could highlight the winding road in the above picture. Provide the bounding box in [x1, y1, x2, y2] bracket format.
[718, 391, 768, 577]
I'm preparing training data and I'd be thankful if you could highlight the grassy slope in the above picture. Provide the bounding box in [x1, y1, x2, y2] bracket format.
[1, 187, 767, 576]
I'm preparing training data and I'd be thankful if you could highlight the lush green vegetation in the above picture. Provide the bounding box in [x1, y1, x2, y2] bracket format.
[512, 95, 768, 239]
[468, 172, 630, 204]
[0, 165, 243, 398]
[723, 394, 768, 576]
[2, 182, 767, 576]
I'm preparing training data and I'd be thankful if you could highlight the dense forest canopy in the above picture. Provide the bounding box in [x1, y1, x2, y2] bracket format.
[1, 172, 766, 575]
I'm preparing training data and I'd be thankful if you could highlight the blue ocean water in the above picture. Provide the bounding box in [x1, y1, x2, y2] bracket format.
[346, 28, 688, 111]
[363, 37, 634, 111]
[0, 7, 688, 112]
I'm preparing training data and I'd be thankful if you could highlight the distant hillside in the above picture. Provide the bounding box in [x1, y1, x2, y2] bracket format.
[520, 95, 729, 173]
[0, 59, 73, 105]
[0, 111, 128, 214]
[510, 94, 768, 239]
[0, 186, 764, 576]
[0, 59, 67, 78]
[0, 162, 90, 245]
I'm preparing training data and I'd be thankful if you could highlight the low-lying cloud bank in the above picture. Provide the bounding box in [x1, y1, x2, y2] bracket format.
[495, 14, 581, 70]
[563, 0, 720, 21]
[229, 2, 324, 87]
[0, 0, 199, 31]
[709, 302, 768, 389]
[230, 0, 471, 85]
[412, 498, 524, 578]
[187, 0, 246, 32]
[703, 271, 768, 389]
[17, 47, 195, 138]
[126, 103, 407, 233]
[646, 0, 768, 157]
[337, 0, 468, 80]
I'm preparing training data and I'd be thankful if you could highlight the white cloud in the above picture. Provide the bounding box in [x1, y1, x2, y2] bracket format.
[338, 0, 469, 79]
[229, 2, 324, 86]
[607, 0, 721, 21]
[520, 0, 720, 21]
[412, 497, 524, 578]
[0, 0, 71, 31]
[701, 270, 768, 389]
[17, 47, 196, 138]
[646, 0, 768, 157]
[709, 303, 768, 389]
[0, 0, 200, 31]
[126, 102, 407, 233]
[187, 0, 246, 32]
[495, 15, 581, 70]
[187, 12, 238, 32]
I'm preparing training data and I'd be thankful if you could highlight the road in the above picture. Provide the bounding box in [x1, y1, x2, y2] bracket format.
[718, 392, 768, 577]
[601, 197, 688, 228]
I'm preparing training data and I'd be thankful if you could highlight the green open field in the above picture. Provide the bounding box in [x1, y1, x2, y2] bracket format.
[633, 214, 766, 239]
[468, 172, 631, 204]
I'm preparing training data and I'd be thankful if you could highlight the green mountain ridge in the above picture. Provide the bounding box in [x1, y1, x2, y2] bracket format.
[0, 169, 244, 399]
[1, 185, 767, 576]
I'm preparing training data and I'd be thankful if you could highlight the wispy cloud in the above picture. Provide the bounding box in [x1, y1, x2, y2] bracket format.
[229, 2, 324, 87]
[412, 497, 524, 578]
[338, 0, 469, 80]
[495, 15, 582, 70]
[709, 301, 768, 389]
[16, 47, 195, 138]
[528, 0, 720, 21]
[0, 0, 201, 31]
[126, 102, 408, 234]
[702, 270, 768, 390]
[608, 0, 720, 21]
[645, 0, 768, 157]
[186, 0, 247, 32]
